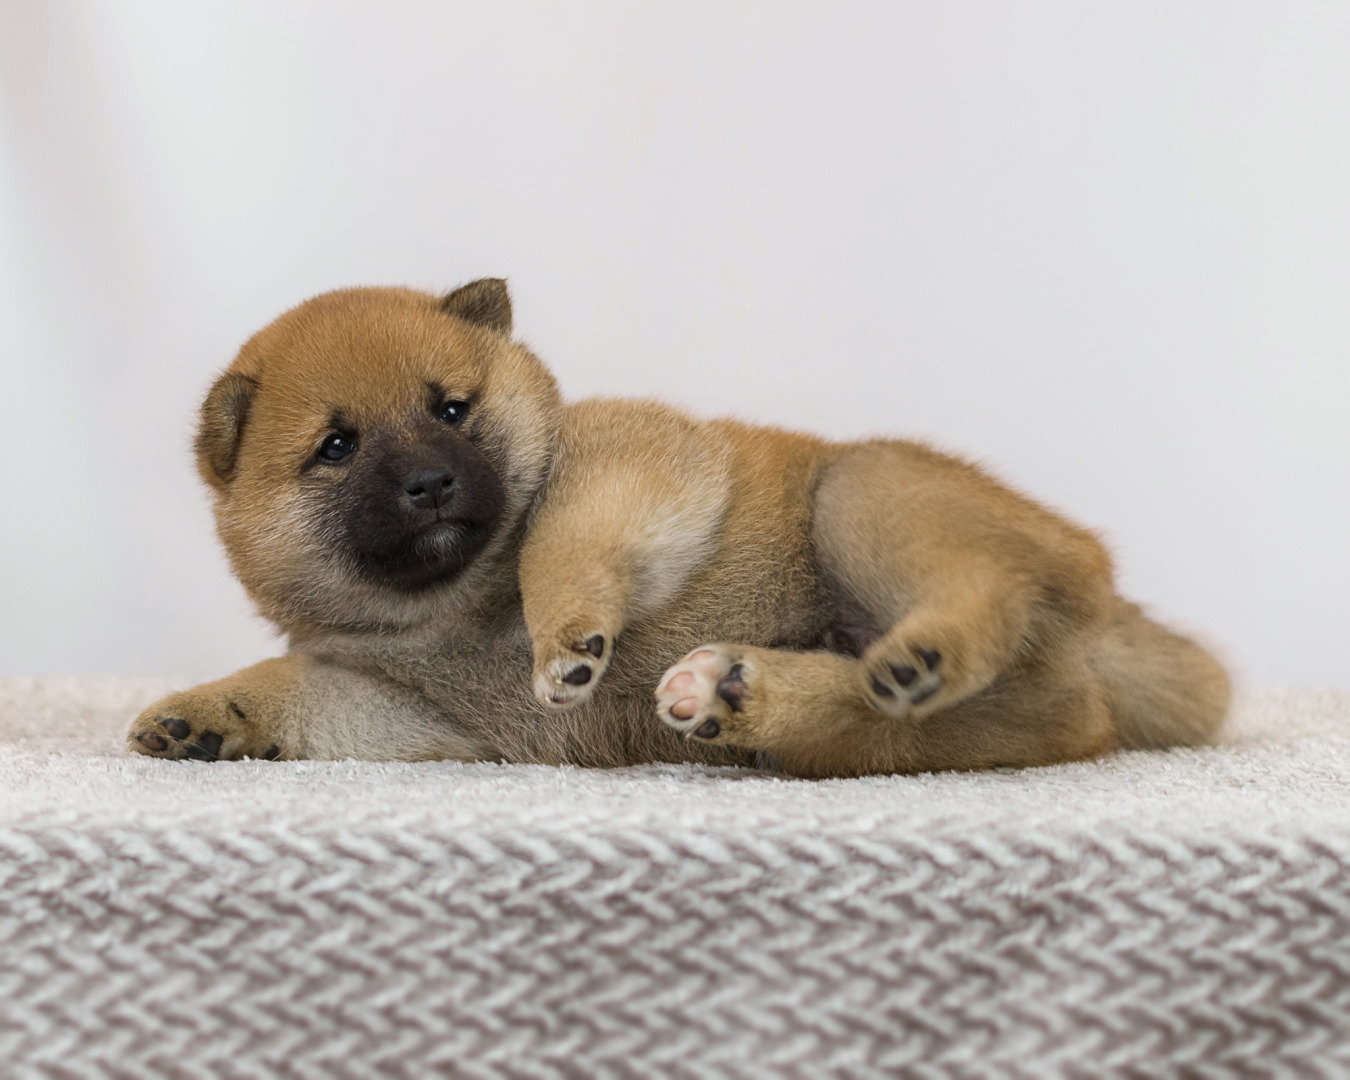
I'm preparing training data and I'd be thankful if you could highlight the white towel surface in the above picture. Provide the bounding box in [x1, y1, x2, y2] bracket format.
[1, 679, 1347, 1077]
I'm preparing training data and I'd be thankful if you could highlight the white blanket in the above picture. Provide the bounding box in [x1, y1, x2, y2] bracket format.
[1, 679, 1347, 1076]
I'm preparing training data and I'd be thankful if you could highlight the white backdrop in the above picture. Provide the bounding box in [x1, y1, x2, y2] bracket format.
[1, 1, 1346, 685]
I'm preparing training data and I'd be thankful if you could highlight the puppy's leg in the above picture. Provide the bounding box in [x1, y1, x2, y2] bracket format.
[858, 569, 1033, 718]
[812, 441, 1116, 721]
[127, 654, 483, 762]
[655, 643, 1117, 777]
[519, 400, 731, 709]
[518, 523, 634, 709]
[656, 645, 891, 775]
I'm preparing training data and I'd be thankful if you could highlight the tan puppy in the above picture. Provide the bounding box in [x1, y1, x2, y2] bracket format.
[127, 280, 1230, 777]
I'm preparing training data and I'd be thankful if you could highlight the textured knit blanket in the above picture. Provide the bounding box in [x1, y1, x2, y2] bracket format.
[1, 679, 1348, 1078]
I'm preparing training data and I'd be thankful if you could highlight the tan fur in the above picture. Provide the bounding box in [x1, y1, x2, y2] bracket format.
[127, 281, 1231, 776]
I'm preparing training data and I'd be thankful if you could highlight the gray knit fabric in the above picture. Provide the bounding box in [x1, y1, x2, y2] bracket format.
[1, 679, 1347, 1077]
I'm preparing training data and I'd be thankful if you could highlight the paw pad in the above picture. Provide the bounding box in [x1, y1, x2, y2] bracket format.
[716, 664, 747, 713]
[890, 663, 918, 688]
[185, 731, 224, 760]
[160, 717, 190, 740]
[693, 718, 721, 739]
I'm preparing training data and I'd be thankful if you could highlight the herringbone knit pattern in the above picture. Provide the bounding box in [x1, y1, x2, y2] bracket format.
[0, 681, 1347, 1077]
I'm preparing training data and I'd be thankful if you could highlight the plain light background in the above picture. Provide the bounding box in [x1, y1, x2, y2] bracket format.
[1, 1, 1346, 685]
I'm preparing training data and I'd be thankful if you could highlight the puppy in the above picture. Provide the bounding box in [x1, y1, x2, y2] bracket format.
[127, 280, 1230, 777]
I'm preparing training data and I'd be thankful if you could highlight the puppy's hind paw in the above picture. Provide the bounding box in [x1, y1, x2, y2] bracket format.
[861, 639, 945, 717]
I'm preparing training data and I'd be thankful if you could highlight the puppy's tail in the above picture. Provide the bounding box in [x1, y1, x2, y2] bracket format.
[1091, 602, 1232, 749]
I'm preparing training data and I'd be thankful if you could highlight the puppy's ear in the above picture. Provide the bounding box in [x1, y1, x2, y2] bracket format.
[195, 372, 257, 487]
[441, 278, 512, 335]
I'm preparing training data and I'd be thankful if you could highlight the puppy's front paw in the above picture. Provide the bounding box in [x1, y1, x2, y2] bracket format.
[128, 689, 285, 762]
[655, 644, 753, 745]
[532, 630, 612, 710]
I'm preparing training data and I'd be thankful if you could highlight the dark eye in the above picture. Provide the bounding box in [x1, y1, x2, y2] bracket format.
[317, 433, 357, 463]
[438, 399, 469, 426]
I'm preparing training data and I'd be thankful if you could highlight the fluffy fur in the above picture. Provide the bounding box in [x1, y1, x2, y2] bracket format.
[127, 281, 1230, 776]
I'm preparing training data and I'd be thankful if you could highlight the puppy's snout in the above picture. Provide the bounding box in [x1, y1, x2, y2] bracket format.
[403, 467, 455, 510]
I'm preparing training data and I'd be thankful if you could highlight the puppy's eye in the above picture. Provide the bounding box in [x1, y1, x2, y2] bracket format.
[438, 400, 469, 426]
[317, 433, 358, 463]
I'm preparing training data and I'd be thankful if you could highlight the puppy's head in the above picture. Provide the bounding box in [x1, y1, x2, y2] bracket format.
[197, 279, 561, 631]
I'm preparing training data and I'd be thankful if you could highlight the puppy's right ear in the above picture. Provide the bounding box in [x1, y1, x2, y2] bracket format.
[441, 278, 512, 335]
[195, 372, 257, 487]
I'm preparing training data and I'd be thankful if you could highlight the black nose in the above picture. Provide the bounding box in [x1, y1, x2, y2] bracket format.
[403, 467, 455, 510]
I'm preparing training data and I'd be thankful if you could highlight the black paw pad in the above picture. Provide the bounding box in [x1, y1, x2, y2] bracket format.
[890, 664, 918, 688]
[716, 664, 747, 713]
[561, 664, 593, 686]
[186, 731, 224, 760]
[580, 635, 605, 658]
[160, 717, 190, 740]
[263, 745, 281, 761]
[917, 648, 942, 670]
[693, 718, 721, 739]
[137, 732, 168, 752]
[910, 684, 939, 706]
[870, 677, 896, 700]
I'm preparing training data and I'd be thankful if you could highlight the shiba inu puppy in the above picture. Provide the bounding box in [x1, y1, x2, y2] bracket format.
[127, 280, 1230, 776]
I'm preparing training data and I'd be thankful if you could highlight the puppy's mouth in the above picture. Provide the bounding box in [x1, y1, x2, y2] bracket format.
[411, 517, 483, 558]
[352, 516, 496, 593]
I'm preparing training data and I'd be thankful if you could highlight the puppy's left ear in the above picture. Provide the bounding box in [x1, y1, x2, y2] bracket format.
[441, 278, 512, 335]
